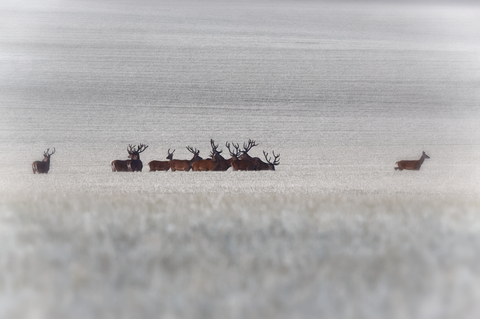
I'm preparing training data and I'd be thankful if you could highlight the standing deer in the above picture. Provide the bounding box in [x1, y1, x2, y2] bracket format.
[148, 149, 174, 172]
[191, 141, 219, 171]
[111, 145, 131, 172]
[210, 140, 232, 171]
[395, 151, 430, 171]
[32, 148, 56, 174]
[226, 142, 256, 171]
[192, 139, 229, 171]
[169, 146, 203, 171]
[111, 144, 142, 172]
[127, 144, 148, 172]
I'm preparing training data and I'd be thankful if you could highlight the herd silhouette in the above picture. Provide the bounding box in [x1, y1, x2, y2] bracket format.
[111, 139, 280, 172]
[32, 140, 431, 174]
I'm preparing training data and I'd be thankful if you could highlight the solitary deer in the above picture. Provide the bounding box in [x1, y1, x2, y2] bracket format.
[127, 144, 148, 172]
[32, 148, 56, 174]
[169, 146, 203, 171]
[226, 142, 256, 171]
[148, 149, 174, 172]
[395, 151, 430, 171]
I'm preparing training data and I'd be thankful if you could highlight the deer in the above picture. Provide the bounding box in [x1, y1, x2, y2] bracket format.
[238, 139, 260, 168]
[226, 142, 256, 171]
[148, 149, 174, 172]
[169, 146, 203, 171]
[32, 148, 56, 174]
[208, 139, 231, 171]
[126, 144, 148, 172]
[395, 151, 430, 171]
[111, 159, 131, 172]
[238, 139, 279, 170]
[192, 141, 220, 171]
[111, 144, 142, 172]
[191, 156, 217, 171]
[259, 151, 280, 170]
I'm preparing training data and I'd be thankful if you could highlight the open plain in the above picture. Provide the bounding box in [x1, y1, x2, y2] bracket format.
[1, 0, 480, 318]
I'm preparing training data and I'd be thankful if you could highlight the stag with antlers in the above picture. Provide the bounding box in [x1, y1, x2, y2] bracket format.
[32, 148, 56, 174]
[169, 146, 203, 171]
[260, 150, 280, 170]
[238, 139, 259, 165]
[127, 144, 148, 172]
[226, 142, 256, 171]
[192, 141, 222, 171]
[209, 139, 231, 171]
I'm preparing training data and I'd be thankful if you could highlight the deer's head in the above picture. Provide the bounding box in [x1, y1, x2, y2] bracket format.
[127, 144, 148, 160]
[166, 149, 175, 160]
[43, 148, 56, 161]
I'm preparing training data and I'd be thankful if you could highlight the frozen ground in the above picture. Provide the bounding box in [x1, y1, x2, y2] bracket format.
[1, 0, 480, 318]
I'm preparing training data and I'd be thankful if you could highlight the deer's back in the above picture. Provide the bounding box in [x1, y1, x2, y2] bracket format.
[148, 161, 170, 171]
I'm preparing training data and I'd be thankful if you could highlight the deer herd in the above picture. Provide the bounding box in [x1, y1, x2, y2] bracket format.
[111, 139, 280, 172]
[32, 141, 431, 174]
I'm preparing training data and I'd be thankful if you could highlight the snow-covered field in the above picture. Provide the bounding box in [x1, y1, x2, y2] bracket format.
[1, 0, 480, 318]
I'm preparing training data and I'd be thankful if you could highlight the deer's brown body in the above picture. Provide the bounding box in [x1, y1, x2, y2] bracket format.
[169, 147, 202, 172]
[192, 159, 217, 171]
[111, 160, 131, 172]
[148, 149, 174, 172]
[190, 141, 217, 171]
[231, 159, 256, 171]
[32, 148, 55, 174]
[395, 151, 430, 171]
[148, 161, 170, 171]
[226, 142, 256, 171]
[214, 156, 232, 171]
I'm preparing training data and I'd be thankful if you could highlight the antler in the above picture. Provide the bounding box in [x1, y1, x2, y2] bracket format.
[243, 139, 258, 154]
[210, 139, 222, 157]
[44, 148, 56, 156]
[226, 142, 241, 157]
[137, 144, 148, 153]
[127, 144, 148, 154]
[264, 150, 280, 166]
[127, 144, 136, 154]
[186, 146, 200, 155]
